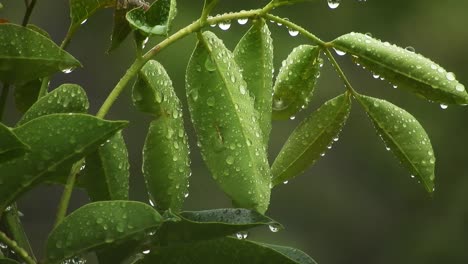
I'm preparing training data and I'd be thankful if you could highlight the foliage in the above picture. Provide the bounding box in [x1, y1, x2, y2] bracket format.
[0, 0, 466, 263]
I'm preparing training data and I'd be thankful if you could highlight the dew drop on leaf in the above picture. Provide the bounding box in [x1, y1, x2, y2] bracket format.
[327, 0, 341, 9]
[237, 18, 248, 25]
[440, 104, 448, 110]
[218, 21, 231, 30]
[288, 28, 299, 37]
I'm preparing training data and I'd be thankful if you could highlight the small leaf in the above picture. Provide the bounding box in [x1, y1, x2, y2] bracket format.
[272, 45, 322, 120]
[332, 32, 468, 105]
[234, 19, 274, 146]
[0, 114, 127, 213]
[186, 31, 271, 213]
[13, 79, 41, 114]
[45, 201, 163, 264]
[136, 237, 317, 264]
[133, 60, 191, 212]
[17, 83, 89, 126]
[158, 208, 281, 243]
[126, 0, 177, 37]
[272, 93, 351, 186]
[80, 131, 130, 201]
[0, 122, 29, 163]
[355, 94, 435, 192]
[69, 0, 114, 30]
[0, 24, 81, 83]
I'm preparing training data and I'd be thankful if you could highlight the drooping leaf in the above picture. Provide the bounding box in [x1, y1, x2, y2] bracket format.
[126, 0, 177, 37]
[272, 45, 322, 120]
[332, 32, 468, 105]
[133, 60, 191, 212]
[45, 201, 163, 264]
[186, 31, 271, 213]
[0, 122, 29, 163]
[135, 237, 317, 264]
[0, 114, 127, 213]
[355, 94, 435, 193]
[80, 131, 130, 201]
[17, 83, 89, 126]
[272, 93, 351, 186]
[0, 24, 81, 83]
[234, 18, 274, 146]
[69, 0, 114, 30]
[158, 208, 281, 243]
[13, 79, 41, 114]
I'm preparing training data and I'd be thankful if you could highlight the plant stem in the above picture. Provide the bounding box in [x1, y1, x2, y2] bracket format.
[2, 205, 36, 261]
[0, 84, 9, 121]
[53, 161, 81, 228]
[22, 0, 37, 26]
[0, 231, 36, 264]
[323, 48, 358, 95]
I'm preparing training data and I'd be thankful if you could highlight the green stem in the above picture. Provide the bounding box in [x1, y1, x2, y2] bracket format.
[2, 205, 36, 261]
[53, 161, 82, 228]
[22, 0, 37, 26]
[0, 231, 36, 264]
[0, 84, 9, 121]
[323, 48, 358, 95]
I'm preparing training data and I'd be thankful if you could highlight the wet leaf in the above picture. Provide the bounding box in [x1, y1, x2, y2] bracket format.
[356, 94, 435, 193]
[13, 79, 41, 114]
[186, 31, 271, 213]
[272, 45, 322, 120]
[272, 93, 351, 186]
[0, 114, 127, 213]
[133, 60, 191, 212]
[26, 24, 51, 39]
[0, 24, 81, 83]
[234, 19, 274, 146]
[45, 201, 163, 264]
[80, 131, 130, 201]
[126, 0, 177, 36]
[69, 0, 114, 30]
[17, 83, 89, 126]
[135, 237, 317, 264]
[0, 122, 29, 163]
[157, 208, 281, 243]
[332, 32, 468, 105]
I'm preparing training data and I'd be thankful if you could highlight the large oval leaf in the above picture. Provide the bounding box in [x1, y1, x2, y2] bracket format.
[136, 237, 316, 264]
[332, 32, 468, 105]
[0, 123, 29, 163]
[45, 201, 163, 263]
[356, 94, 435, 193]
[80, 131, 130, 201]
[158, 208, 281, 243]
[17, 83, 89, 126]
[272, 45, 322, 120]
[234, 19, 274, 146]
[0, 24, 81, 83]
[186, 31, 271, 213]
[133, 60, 191, 212]
[272, 93, 351, 186]
[69, 0, 114, 30]
[0, 114, 127, 213]
[126, 0, 177, 36]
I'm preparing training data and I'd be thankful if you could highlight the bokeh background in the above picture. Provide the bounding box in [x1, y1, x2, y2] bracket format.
[1, 0, 468, 263]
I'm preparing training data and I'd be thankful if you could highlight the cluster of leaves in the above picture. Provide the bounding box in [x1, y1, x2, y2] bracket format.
[0, 0, 467, 263]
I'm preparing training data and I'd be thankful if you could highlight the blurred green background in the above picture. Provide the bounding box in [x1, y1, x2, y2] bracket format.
[1, 0, 468, 263]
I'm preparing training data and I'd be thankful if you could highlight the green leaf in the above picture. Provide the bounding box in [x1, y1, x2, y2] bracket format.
[272, 93, 351, 186]
[271, 0, 315, 6]
[80, 131, 130, 201]
[0, 24, 81, 83]
[133, 60, 191, 212]
[186, 31, 271, 213]
[0, 258, 20, 264]
[13, 79, 41, 114]
[234, 19, 274, 146]
[26, 24, 52, 39]
[126, 0, 177, 37]
[17, 83, 89, 126]
[45, 201, 163, 264]
[0, 122, 29, 163]
[0, 114, 127, 213]
[135, 237, 317, 264]
[332, 32, 468, 105]
[355, 94, 435, 193]
[158, 208, 281, 242]
[272, 45, 322, 120]
[69, 0, 114, 30]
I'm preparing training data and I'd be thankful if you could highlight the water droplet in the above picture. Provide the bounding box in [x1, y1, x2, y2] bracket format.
[405, 46, 415, 52]
[237, 18, 248, 25]
[386, 147, 391, 151]
[373, 73, 380, 79]
[289, 116, 296, 120]
[218, 21, 231, 30]
[446, 72, 456, 81]
[226, 156, 234, 165]
[455, 84, 465, 92]
[283, 180, 289, 185]
[149, 198, 155, 207]
[269, 225, 279, 233]
[142, 249, 151, 254]
[239, 85, 246, 95]
[327, 0, 341, 9]
[334, 48, 346, 56]
[235, 231, 248, 240]
[440, 104, 448, 110]
[205, 57, 216, 72]
[206, 97, 215, 106]
[333, 137, 339, 142]
[62, 68, 74, 74]
[80, 19, 87, 25]
[288, 28, 299, 37]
